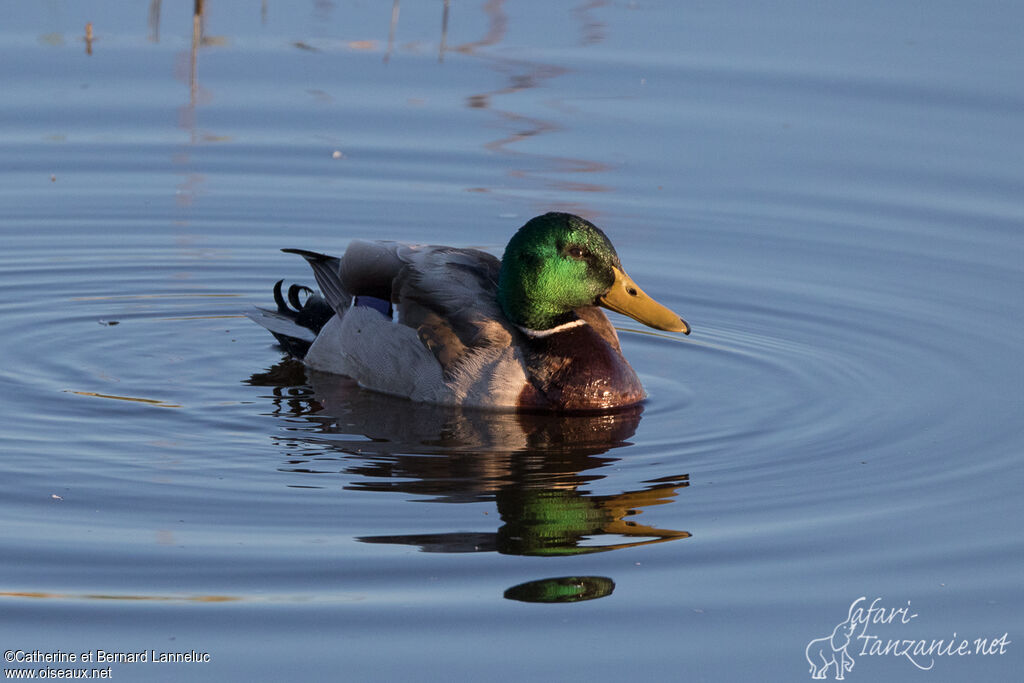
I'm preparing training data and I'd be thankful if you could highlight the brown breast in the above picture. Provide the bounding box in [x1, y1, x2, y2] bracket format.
[517, 321, 645, 412]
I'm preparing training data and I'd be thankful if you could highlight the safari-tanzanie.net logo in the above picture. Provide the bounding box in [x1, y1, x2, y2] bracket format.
[805, 596, 1010, 680]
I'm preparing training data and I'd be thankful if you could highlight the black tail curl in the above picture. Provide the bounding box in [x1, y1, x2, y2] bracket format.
[248, 280, 336, 358]
[272, 280, 334, 335]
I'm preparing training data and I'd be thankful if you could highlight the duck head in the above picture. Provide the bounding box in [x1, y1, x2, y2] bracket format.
[497, 213, 690, 334]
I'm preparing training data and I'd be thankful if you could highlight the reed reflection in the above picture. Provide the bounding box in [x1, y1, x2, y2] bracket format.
[248, 361, 691, 559]
[381, 0, 614, 199]
[449, 0, 615, 209]
[144, 0, 610, 204]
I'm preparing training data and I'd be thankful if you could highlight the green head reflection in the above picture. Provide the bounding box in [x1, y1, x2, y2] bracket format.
[495, 483, 691, 556]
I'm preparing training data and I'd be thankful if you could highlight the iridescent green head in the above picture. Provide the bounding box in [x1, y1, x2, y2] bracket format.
[497, 212, 689, 334]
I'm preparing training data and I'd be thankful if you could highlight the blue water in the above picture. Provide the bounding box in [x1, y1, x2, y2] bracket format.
[1, 2, 1022, 681]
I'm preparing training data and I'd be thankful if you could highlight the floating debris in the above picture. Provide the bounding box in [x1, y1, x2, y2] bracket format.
[0, 590, 239, 603]
[64, 390, 182, 408]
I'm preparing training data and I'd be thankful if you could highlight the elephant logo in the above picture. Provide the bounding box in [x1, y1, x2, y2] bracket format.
[806, 611, 858, 680]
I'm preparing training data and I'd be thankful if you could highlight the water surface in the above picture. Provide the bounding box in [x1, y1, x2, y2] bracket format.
[1, 2, 1022, 681]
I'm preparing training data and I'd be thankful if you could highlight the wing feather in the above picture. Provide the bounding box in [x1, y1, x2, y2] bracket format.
[393, 246, 513, 372]
[285, 241, 515, 380]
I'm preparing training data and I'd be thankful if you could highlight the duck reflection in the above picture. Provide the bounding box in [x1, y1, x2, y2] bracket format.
[248, 360, 690, 600]
[359, 478, 690, 557]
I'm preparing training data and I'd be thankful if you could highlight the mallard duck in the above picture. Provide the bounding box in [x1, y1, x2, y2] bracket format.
[249, 212, 689, 411]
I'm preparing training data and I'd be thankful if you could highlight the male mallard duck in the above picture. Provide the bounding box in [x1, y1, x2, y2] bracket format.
[249, 212, 689, 411]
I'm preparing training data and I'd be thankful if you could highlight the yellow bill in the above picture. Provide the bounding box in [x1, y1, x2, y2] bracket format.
[598, 266, 690, 334]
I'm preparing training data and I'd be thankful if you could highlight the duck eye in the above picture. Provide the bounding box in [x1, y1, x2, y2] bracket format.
[567, 246, 585, 259]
